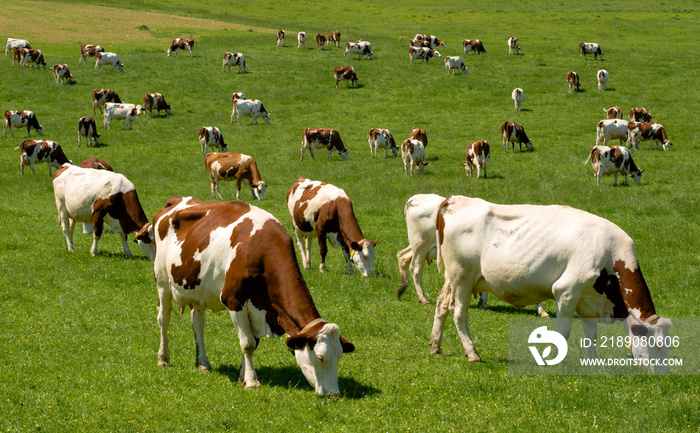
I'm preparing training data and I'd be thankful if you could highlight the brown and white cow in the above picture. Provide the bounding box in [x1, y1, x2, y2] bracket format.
[409, 46, 441, 64]
[276, 30, 285, 47]
[205, 152, 266, 200]
[12, 47, 25, 67]
[367, 128, 398, 158]
[508, 37, 519, 55]
[580, 42, 603, 60]
[103, 103, 143, 130]
[5, 38, 30, 56]
[95, 52, 124, 72]
[501, 121, 533, 152]
[410, 39, 432, 48]
[462, 140, 490, 179]
[152, 196, 354, 395]
[16, 139, 70, 175]
[401, 138, 427, 176]
[297, 32, 306, 49]
[628, 107, 654, 123]
[92, 89, 122, 114]
[199, 126, 228, 156]
[512, 88, 525, 111]
[431, 195, 671, 373]
[52, 164, 155, 259]
[344, 41, 373, 60]
[328, 31, 341, 47]
[287, 178, 377, 276]
[627, 122, 672, 151]
[167, 38, 194, 57]
[603, 106, 623, 119]
[566, 71, 581, 92]
[597, 69, 609, 91]
[462, 39, 486, 55]
[79, 157, 113, 171]
[21, 49, 46, 68]
[78, 117, 100, 147]
[413, 34, 444, 49]
[333, 66, 360, 88]
[409, 128, 428, 148]
[315, 33, 326, 50]
[584, 145, 643, 186]
[445, 56, 468, 75]
[301, 128, 349, 161]
[143, 93, 172, 117]
[222, 52, 246, 72]
[596, 118, 629, 146]
[79, 44, 104, 63]
[4, 110, 44, 138]
[53, 64, 73, 85]
[231, 92, 246, 103]
[231, 99, 271, 126]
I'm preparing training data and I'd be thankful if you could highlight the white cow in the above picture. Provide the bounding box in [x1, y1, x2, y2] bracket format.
[508, 37, 519, 55]
[512, 88, 524, 111]
[5, 38, 30, 56]
[222, 52, 246, 72]
[401, 138, 427, 175]
[231, 99, 271, 126]
[597, 69, 609, 91]
[103, 102, 143, 130]
[297, 32, 306, 49]
[95, 52, 124, 72]
[444, 56, 468, 75]
[367, 128, 398, 158]
[596, 118, 629, 146]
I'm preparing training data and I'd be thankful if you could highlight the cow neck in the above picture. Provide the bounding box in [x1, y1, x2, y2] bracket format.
[614, 260, 657, 320]
[120, 190, 151, 234]
[336, 199, 365, 246]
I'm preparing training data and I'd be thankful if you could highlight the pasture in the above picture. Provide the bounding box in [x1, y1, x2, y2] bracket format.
[1, 0, 699, 431]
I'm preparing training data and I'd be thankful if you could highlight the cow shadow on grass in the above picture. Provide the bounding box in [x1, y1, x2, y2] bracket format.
[477, 304, 553, 317]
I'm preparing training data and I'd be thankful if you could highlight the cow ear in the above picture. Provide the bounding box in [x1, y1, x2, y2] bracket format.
[340, 336, 355, 353]
[372, 239, 378, 247]
[638, 169, 645, 174]
[285, 333, 315, 351]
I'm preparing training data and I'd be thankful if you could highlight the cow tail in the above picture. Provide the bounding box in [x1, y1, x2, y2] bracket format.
[584, 148, 596, 165]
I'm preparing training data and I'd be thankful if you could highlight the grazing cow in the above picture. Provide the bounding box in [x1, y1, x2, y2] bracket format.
[301, 128, 349, 161]
[167, 38, 194, 57]
[603, 106, 623, 119]
[501, 121, 533, 152]
[627, 122, 672, 151]
[198, 126, 228, 156]
[367, 128, 398, 158]
[78, 117, 100, 147]
[276, 30, 285, 47]
[511, 88, 525, 111]
[409, 128, 428, 148]
[413, 34, 444, 48]
[91, 89, 122, 114]
[16, 139, 70, 175]
[222, 52, 246, 72]
[566, 71, 582, 92]
[508, 37, 519, 55]
[409, 46, 440, 64]
[328, 31, 341, 47]
[21, 49, 46, 68]
[5, 38, 30, 56]
[410, 39, 432, 48]
[103, 102, 143, 130]
[231, 99, 271, 126]
[79, 44, 104, 63]
[596, 118, 629, 146]
[333, 66, 360, 88]
[52, 164, 155, 259]
[287, 178, 377, 276]
[143, 93, 172, 117]
[344, 41, 374, 60]
[80, 157, 113, 171]
[580, 42, 603, 60]
[445, 56, 468, 75]
[4, 110, 44, 138]
[53, 64, 73, 85]
[315, 33, 326, 49]
[95, 52, 124, 72]
[401, 139, 427, 176]
[431, 195, 671, 373]
[205, 152, 266, 200]
[462, 39, 486, 55]
[462, 140, 490, 179]
[628, 107, 654, 123]
[597, 69, 609, 91]
[584, 145, 643, 186]
[152, 196, 354, 395]
[297, 32, 306, 49]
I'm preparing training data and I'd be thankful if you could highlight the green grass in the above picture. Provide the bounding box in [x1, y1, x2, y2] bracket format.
[1, 0, 699, 431]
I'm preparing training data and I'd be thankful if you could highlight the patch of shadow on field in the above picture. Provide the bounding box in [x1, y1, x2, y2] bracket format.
[478, 304, 553, 317]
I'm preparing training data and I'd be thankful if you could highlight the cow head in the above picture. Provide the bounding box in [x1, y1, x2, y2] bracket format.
[135, 223, 156, 261]
[630, 168, 644, 185]
[117, 61, 125, 72]
[135, 105, 144, 116]
[350, 239, 377, 277]
[662, 140, 672, 152]
[526, 140, 533, 151]
[432, 50, 441, 58]
[165, 104, 173, 115]
[262, 112, 271, 124]
[339, 148, 349, 160]
[626, 317, 672, 374]
[286, 323, 355, 396]
[251, 181, 266, 200]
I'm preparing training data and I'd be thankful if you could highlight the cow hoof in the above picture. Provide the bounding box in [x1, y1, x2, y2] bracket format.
[243, 380, 261, 389]
[420, 298, 431, 305]
[197, 364, 212, 373]
[157, 360, 169, 367]
[467, 354, 482, 362]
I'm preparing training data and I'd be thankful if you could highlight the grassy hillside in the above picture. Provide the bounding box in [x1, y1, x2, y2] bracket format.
[1, 0, 699, 431]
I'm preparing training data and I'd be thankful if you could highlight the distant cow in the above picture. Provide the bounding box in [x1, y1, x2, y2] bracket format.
[367, 128, 398, 158]
[297, 32, 306, 49]
[628, 107, 654, 123]
[301, 128, 349, 161]
[205, 152, 266, 200]
[315, 33, 326, 49]
[462, 140, 490, 179]
[53, 64, 74, 85]
[445, 56, 468, 75]
[4, 110, 44, 138]
[222, 52, 246, 72]
[627, 122, 672, 151]
[409, 128, 428, 148]
[276, 30, 285, 47]
[143, 93, 172, 117]
[596, 118, 629, 146]
[92, 89, 122, 114]
[5, 38, 30, 56]
[78, 117, 100, 147]
[103, 103, 143, 130]
[80, 157, 113, 171]
[79, 44, 104, 63]
[198, 126, 228, 156]
[344, 42, 373, 60]
[584, 145, 643, 186]
[413, 34, 444, 49]
[508, 37, 519, 55]
[287, 177, 377, 276]
[410, 39, 432, 48]
[597, 69, 609, 91]
[328, 31, 341, 47]
[22, 49, 46, 68]
[167, 38, 194, 57]
[16, 139, 70, 175]
[603, 106, 623, 119]
[231, 99, 271, 126]
[566, 71, 581, 92]
[333, 66, 360, 88]
[52, 164, 155, 259]
[501, 121, 533, 152]
[409, 46, 440, 64]
[462, 39, 485, 55]
[95, 52, 124, 72]
[511, 88, 525, 111]
[580, 42, 603, 60]
[401, 139, 427, 176]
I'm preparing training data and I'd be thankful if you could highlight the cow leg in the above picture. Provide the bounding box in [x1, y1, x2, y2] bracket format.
[293, 229, 310, 269]
[453, 293, 481, 361]
[237, 113, 242, 126]
[410, 246, 432, 305]
[536, 303, 550, 318]
[582, 319, 599, 358]
[317, 230, 328, 273]
[78, 131, 82, 147]
[478, 292, 488, 308]
[58, 209, 75, 253]
[235, 179, 242, 200]
[89, 213, 105, 257]
[120, 233, 134, 258]
[229, 310, 261, 389]
[623, 173, 629, 186]
[191, 307, 212, 371]
[327, 148, 333, 160]
[613, 173, 619, 186]
[396, 246, 412, 299]
[429, 280, 453, 355]
[156, 280, 172, 367]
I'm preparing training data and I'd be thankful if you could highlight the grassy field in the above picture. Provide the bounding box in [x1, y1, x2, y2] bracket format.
[1, 0, 699, 431]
